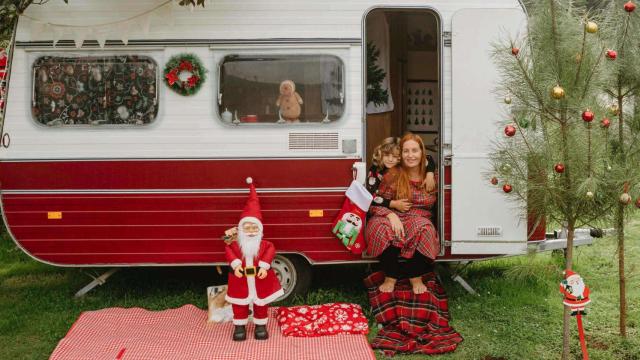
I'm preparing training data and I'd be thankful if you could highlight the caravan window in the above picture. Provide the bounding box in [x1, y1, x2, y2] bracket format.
[218, 55, 344, 124]
[32, 55, 158, 126]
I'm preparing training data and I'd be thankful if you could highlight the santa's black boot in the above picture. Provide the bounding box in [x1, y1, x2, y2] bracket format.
[233, 325, 247, 341]
[254, 325, 269, 340]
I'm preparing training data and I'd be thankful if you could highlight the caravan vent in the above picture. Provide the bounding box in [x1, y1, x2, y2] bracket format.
[477, 226, 502, 237]
[289, 132, 339, 150]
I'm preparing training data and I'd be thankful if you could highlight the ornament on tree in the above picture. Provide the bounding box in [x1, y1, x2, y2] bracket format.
[601, 118, 611, 128]
[606, 49, 618, 60]
[491, 177, 499, 185]
[501, 163, 512, 173]
[586, 191, 594, 199]
[635, 198, 640, 209]
[554, 163, 565, 174]
[624, 1, 636, 12]
[503, 184, 513, 193]
[504, 124, 517, 137]
[582, 110, 594, 122]
[609, 103, 620, 115]
[620, 193, 632, 205]
[511, 47, 520, 56]
[585, 21, 598, 34]
[551, 85, 565, 100]
[504, 95, 512, 104]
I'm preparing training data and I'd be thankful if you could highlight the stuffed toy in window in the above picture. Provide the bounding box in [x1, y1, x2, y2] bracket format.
[276, 80, 303, 123]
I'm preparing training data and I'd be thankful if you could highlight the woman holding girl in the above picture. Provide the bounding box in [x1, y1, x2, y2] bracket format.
[366, 133, 439, 294]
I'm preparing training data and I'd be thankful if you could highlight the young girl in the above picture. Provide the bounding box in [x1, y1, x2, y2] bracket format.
[366, 137, 436, 212]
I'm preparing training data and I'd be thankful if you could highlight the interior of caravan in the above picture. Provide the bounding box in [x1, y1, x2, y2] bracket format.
[364, 9, 441, 167]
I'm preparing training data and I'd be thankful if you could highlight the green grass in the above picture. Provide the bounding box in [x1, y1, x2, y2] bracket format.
[1, 219, 639, 360]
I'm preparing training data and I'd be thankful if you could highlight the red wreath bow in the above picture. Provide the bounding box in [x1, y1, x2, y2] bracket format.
[179, 60, 193, 72]
[165, 69, 179, 86]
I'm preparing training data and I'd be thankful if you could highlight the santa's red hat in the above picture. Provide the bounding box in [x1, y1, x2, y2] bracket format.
[239, 177, 263, 230]
[563, 270, 578, 279]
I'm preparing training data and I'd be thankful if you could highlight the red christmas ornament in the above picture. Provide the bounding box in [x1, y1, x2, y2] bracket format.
[503, 184, 513, 193]
[491, 177, 499, 185]
[554, 163, 565, 173]
[582, 110, 594, 122]
[511, 47, 520, 56]
[504, 124, 517, 137]
[601, 118, 611, 128]
[606, 49, 617, 60]
[624, 1, 636, 12]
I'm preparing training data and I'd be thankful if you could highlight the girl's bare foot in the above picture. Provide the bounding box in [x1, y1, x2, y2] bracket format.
[409, 277, 427, 294]
[379, 277, 397, 293]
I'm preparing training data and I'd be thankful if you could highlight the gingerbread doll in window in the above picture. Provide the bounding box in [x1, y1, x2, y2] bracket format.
[276, 79, 303, 123]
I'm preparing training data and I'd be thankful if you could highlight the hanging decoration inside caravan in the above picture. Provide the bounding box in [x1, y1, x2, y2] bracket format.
[164, 53, 207, 96]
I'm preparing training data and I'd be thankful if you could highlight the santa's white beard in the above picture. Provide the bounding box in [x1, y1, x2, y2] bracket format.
[238, 230, 262, 260]
[569, 280, 585, 297]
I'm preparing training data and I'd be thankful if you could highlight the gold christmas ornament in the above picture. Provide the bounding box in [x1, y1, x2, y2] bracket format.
[586, 191, 594, 199]
[585, 21, 598, 33]
[620, 193, 632, 205]
[609, 103, 620, 115]
[504, 95, 512, 104]
[551, 85, 565, 100]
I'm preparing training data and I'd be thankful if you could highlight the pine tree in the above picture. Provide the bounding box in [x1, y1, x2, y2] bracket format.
[598, 0, 640, 338]
[366, 41, 389, 107]
[489, 1, 611, 358]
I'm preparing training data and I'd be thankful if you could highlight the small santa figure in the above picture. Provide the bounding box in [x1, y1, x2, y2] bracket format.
[559, 270, 591, 315]
[224, 177, 284, 341]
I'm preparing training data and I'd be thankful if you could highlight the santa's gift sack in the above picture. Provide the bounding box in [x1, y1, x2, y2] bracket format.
[276, 303, 369, 337]
[207, 285, 232, 323]
[331, 181, 373, 255]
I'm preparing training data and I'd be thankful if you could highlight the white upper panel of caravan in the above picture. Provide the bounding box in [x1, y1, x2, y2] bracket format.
[4, 0, 524, 160]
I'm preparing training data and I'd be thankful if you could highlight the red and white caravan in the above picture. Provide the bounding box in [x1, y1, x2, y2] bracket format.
[0, 0, 588, 297]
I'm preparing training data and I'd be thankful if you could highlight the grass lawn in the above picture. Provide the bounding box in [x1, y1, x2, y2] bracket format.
[1, 218, 639, 360]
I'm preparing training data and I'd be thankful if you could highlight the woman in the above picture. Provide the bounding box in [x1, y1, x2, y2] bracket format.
[366, 133, 439, 295]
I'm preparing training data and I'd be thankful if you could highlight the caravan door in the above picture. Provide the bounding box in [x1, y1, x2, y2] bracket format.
[450, 8, 527, 255]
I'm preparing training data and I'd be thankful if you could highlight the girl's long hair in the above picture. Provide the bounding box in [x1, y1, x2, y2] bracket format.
[371, 137, 400, 171]
[396, 133, 427, 200]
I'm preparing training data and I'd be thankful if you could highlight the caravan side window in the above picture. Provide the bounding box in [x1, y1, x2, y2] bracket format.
[218, 55, 344, 124]
[31, 55, 158, 126]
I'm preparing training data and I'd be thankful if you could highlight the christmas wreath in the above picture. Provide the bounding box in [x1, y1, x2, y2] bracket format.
[163, 53, 207, 96]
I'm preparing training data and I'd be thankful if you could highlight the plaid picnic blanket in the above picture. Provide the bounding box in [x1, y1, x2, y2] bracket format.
[364, 271, 463, 356]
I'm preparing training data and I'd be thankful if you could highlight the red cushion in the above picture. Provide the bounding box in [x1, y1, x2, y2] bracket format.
[276, 303, 369, 337]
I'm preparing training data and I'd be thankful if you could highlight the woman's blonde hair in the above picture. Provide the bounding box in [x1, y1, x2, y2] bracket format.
[372, 137, 400, 171]
[396, 133, 427, 200]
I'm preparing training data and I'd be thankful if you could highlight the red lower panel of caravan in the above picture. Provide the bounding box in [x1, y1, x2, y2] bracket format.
[0, 159, 541, 265]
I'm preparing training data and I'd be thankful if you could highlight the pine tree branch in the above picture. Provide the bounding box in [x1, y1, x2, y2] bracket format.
[513, 57, 561, 122]
[580, 45, 606, 101]
[572, 19, 588, 87]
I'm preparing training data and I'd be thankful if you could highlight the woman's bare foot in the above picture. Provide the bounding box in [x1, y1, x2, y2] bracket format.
[409, 277, 427, 294]
[379, 277, 397, 293]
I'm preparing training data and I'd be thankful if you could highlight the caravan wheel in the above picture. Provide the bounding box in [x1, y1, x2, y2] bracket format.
[272, 254, 311, 301]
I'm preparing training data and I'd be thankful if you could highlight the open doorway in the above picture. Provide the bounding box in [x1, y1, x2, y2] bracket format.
[364, 8, 441, 167]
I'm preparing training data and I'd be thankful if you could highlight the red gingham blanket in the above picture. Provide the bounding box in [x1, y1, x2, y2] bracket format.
[364, 271, 463, 356]
[276, 303, 369, 337]
[49, 304, 375, 360]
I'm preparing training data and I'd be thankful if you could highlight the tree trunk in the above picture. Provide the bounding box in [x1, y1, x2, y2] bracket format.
[561, 220, 575, 360]
[616, 204, 627, 337]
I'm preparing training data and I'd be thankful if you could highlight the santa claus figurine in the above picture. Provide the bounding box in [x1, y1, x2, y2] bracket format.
[559, 270, 591, 315]
[224, 177, 284, 341]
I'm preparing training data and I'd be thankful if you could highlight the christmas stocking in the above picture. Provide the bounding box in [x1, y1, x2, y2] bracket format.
[332, 181, 373, 255]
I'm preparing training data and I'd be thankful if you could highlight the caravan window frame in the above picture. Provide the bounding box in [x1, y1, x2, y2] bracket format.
[214, 50, 347, 126]
[29, 52, 160, 128]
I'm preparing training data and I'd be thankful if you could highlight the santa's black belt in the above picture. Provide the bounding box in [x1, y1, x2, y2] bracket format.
[241, 266, 257, 277]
